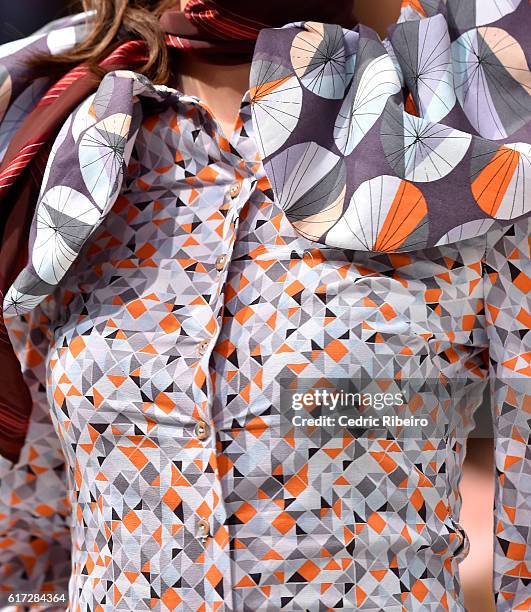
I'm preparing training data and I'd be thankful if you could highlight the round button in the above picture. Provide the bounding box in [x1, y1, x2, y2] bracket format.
[229, 182, 241, 198]
[197, 339, 209, 356]
[194, 420, 210, 440]
[215, 254, 227, 271]
[197, 517, 210, 540]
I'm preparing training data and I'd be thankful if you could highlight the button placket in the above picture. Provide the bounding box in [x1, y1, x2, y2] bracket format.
[209, 177, 249, 315]
[194, 420, 210, 440]
[197, 517, 210, 544]
[229, 181, 241, 198]
[215, 254, 227, 271]
[197, 338, 210, 357]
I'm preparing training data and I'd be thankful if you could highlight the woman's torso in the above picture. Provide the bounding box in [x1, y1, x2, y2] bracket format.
[26, 90, 496, 611]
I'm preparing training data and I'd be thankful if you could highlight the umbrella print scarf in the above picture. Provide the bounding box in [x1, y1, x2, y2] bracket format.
[0, 0, 530, 461]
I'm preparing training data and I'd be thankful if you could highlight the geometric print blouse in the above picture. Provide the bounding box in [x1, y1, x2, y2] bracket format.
[0, 2, 530, 611]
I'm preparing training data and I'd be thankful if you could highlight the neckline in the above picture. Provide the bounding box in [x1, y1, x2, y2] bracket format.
[149, 3, 419, 102]
[148, 7, 427, 148]
[153, 85, 251, 147]
[190, 89, 252, 147]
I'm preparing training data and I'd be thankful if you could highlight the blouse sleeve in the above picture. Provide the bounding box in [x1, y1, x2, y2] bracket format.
[483, 217, 531, 612]
[0, 303, 71, 611]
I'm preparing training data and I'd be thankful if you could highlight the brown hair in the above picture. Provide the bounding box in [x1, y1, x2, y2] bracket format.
[28, 0, 177, 84]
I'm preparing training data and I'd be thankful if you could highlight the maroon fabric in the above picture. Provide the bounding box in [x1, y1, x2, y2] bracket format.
[188, 0, 357, 30]
[0, 58, 145, 463]
[0, 176, 39, 463]
[162, 0, 356, 35]
[0, 72, 107, 462]
[161, 0, 357, 63]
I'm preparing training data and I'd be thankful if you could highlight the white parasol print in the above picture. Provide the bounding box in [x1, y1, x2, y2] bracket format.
[435, 218, 496, 245]
[334, 53, 402, 155]
[290, 22, 357, 99]
[79, 112, 132, 208]
[326, 175, 429, 252]
[447, 0, 522, 29]
[452, 27, 531, 140]
[390, 15, 456, 123]
[32, 186, 101, 285]
[264, 141, 346, 241]
[470, 141, 531, 219]
[381, 104, 472, 182]
[3, 286, 45, 317]
[250, 60, 303, 159]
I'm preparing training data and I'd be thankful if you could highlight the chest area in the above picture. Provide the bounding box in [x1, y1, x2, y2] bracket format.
[47, 177, 485, 373]
[45, 104, 488, 393]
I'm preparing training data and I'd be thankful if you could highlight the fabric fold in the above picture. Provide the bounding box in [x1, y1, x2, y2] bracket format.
[252, 5, 531, 253]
